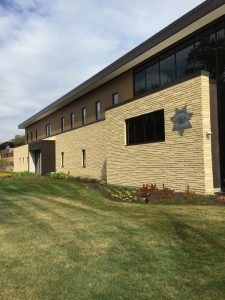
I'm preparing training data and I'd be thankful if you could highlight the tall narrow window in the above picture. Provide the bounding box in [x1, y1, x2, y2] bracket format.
[26, 132, 29, 143]
[112, 93, 119, 106]
[46, 123, 51, 137]
[70, 113, 75, 129]
[61, 117, 65, 132]
[61, 152, 64, 168]
[95, 101, 101, 121]
[31, 131, 33, 142]
[35, 129, 38, 140]
[82, 108, 86, 125]
[82, 149, 86, 168]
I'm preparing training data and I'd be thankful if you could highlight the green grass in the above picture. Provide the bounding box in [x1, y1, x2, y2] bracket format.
[0, 177, 225, 300]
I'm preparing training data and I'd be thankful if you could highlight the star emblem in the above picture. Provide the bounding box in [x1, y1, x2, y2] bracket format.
[171, 105, 193, 136]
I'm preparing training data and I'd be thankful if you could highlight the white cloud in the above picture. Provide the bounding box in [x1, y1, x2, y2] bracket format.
[0, 0, 204, 142]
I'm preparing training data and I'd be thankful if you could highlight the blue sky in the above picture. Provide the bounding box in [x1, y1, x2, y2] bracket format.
[0, 0, 204, 142]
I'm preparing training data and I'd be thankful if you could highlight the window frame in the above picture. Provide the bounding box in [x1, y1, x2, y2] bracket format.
[61, 152, 64, 168]
[82, 149, 86, 168]
[112, 93, 119, 106]
[82, 108, 86, 125]
[61, 117, 65, 132]
[95, 101, 101, 121]
[46, 123, 52, 137]
[70, 113, 75, 129]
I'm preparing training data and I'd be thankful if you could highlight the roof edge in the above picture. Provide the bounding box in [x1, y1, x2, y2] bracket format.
[19, 0, 225, 129]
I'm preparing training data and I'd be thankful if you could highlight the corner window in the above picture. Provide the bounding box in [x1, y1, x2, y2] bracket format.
[61, 117, 65, 132]
[126, 110, 165, 145]
[82, 149, 86, 168]
[82, 108, 86, 125]
[70, 113, 75, 129]
[176, 41, 194, 79]
[95, 101, 101, 121]
[46, 123, 51, 137]
[61, 152, 64, 168]
[112, 93, 119, 106]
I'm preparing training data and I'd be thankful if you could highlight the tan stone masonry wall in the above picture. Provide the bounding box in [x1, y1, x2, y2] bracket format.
[105, 75, 216, 194]
[13, 145, 29, 172]
[46, 121, 107, 180]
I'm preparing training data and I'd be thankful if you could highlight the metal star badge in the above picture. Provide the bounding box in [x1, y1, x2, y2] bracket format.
[171, 105, 193, 136]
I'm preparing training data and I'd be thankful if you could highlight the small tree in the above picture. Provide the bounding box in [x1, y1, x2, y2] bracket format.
[12, 135, 25, 147]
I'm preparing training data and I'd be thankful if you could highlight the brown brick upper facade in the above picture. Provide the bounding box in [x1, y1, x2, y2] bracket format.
[25, 70, 133, 142]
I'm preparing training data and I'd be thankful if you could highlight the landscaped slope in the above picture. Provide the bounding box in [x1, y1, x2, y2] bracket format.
[0, 178, 225, 300]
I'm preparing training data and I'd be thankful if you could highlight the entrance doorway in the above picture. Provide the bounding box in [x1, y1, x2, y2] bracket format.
[34, 150, 41, 174]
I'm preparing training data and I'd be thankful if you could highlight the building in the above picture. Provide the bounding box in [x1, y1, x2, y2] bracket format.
[0, 142, 14, 171]
[16, 0, 225, 194]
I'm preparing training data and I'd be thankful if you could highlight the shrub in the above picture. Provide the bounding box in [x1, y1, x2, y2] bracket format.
[13, 171, 35, 177]
[138, 183, 175, 202]
[215, 195, 225, 205]
[184, 185, 196, 199]
[48, 172, 70, 180]
[101, 183, 138, 202]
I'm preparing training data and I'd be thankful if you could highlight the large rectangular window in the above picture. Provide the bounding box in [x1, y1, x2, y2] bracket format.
[126, 110, 165, 145]
[95, 101, 101, 121]
[61, 117, 65, 132]
[160, 51, 176, 86]
[134, 66, 146, 95]
[195, 28, 216, 78]
[46, 123, 51, 137]
[146, 60, 160, 91]
[70, 113, 75, 129]
[82, 108, 86, 125]
[176, 41, 194, 79]
[112, 93, 119, 106]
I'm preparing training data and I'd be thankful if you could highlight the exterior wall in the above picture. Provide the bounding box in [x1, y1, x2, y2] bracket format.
[13, 145, 29, 172]
[105, 75, 216, 195]
[26, 70, 133, 142]
[46, 120, 106, 180]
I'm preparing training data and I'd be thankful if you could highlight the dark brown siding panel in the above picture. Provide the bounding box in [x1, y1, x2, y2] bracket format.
[41, 141, 56, 175]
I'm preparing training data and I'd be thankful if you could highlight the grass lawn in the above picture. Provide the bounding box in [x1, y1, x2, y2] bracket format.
[0, 177, 225, 300]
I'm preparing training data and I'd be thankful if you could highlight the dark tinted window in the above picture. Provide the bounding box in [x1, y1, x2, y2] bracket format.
[112, 93, 119, 106]
[126, 110, 165, 145]
[82, 108, 86, 125]
[146, 61, 160, 90]
[96, 101, 101, 121]
[195, 31, 216, 77]
[216, 27, 225, 81]
[176, 43, 194, 79]
[134, 67, 146, 95]
[70, 113, 75, 129]
[160, 52, 176, 86]
[61, 117, 64, 132]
